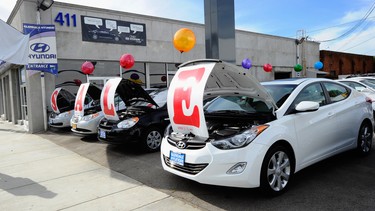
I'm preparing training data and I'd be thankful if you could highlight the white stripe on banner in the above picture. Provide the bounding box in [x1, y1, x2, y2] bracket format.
[0, 19, 29, 65]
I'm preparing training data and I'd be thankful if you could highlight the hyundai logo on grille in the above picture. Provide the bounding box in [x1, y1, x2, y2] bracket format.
[30, 43, 50, 53]
[177, 141, 186, 149]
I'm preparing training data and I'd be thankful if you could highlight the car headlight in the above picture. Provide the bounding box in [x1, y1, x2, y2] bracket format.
[164, 124, 173, 137]
[57, 111, 71, 118]
[81, 112, 100, 121]
[117, 117, 139, 129]
[211, 125, 269, 150]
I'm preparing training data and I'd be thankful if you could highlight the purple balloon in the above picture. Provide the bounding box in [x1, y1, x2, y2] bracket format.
[242, 58, 252, 69]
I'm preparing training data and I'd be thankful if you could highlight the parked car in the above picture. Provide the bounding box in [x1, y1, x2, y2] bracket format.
[161, 59, 374, 196]
[98, 78, 169, 152]
[70, 83, 104, 135]
[342, 76, 375, 87]
[337, 79, 375, 113]
[49, 88, 76, 128]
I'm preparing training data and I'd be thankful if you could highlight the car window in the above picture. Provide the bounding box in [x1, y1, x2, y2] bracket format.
[294, 83, 326, 107]
[322, 82, 350, 103]
[360, 79, 375, 89]
[133, 89, 168, 108]
[263, 84, 297, 107]
[340, 81, 366, 92]
[204, 96, 272, 114]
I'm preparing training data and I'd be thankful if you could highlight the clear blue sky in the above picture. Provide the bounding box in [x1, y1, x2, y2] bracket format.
[2, 0, 375, 55]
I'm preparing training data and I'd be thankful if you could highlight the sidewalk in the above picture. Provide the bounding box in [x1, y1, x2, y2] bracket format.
[0, 121, 200, 211]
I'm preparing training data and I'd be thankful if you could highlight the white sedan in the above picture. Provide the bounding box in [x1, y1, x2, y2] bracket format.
[338, 79, 375, 112]
[161, 59, 374, 196]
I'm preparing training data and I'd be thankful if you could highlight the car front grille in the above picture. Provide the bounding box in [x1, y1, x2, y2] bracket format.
[163, 155, 208, 175]
[71, 116, 79, 123]
[50, 122, 63, 126]
[167, 137, 206, 150]
[98, 121, 116, 131]
[74, 128, 92, 133]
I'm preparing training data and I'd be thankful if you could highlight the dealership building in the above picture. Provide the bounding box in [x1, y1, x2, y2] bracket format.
[0, 0, 320, 133]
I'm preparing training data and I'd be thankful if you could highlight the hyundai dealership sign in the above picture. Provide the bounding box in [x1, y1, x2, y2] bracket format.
[23, 24, 58, 75]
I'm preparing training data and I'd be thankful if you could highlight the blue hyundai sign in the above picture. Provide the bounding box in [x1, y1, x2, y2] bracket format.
[23, 24, 58, 75]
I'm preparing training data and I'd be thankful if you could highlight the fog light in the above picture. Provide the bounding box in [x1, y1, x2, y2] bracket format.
[226, 162, 247, 174]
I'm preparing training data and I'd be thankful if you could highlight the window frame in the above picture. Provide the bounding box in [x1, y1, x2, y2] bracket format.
[321, 81, 351, 104]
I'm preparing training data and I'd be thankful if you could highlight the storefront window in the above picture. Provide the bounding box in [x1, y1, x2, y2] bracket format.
[122, 62, 146, 86]
[149, 63, 166, 88]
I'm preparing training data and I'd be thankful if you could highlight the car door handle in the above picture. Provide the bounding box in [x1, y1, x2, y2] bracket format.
[327, 112, 334, 117]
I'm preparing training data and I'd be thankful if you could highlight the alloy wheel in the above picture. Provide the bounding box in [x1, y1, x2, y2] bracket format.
[146, 130, 162, 150]
[359, 124, 372, 153]
[267, 151, 291, 192]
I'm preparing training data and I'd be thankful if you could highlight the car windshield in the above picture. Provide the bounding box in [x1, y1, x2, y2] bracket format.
[360, 79, 375, 89]
[132, 89, 168, 108]
[263, 84, 297, 107]
[204, 96, 272, 114]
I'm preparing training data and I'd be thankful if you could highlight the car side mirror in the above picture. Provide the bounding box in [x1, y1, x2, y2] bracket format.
[295, 101, 319, 112]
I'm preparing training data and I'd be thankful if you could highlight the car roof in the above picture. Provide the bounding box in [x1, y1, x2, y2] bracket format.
[261, 78, 332, 85]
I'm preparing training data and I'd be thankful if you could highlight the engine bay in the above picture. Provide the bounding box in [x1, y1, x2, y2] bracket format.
[118, 107, 148, 120]
[205, 114, 273, 140]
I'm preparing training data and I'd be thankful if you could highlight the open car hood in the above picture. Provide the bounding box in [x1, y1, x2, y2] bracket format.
[100, 78, 157, 121]
[50, 88, 75, 114]
[167, 59, 277, 139]
[73, 83, 102, 117]
[87, 84, 102, 101]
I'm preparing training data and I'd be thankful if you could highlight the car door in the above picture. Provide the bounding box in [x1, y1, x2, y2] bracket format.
[288, 82, 338, 167]
[321, 82, 356, 149]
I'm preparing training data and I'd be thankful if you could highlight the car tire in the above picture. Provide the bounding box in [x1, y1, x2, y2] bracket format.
[357, 121, 373, 156]
[92, 34, 98, 39]
[114, 36, 120, 41]
[260, 145, 294, 196]
[141, 126, 163, 152]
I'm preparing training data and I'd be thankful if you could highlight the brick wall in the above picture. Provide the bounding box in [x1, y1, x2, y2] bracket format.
[320, 50, 375, 78]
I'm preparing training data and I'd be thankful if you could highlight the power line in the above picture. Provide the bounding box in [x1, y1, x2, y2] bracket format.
[336, 21, 373, 50]
[317, 0, 375, 42]
[307, 16, 375, 35]
[342, 34, 375, 51]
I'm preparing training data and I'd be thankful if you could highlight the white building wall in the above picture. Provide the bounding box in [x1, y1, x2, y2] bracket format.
[4, 0, 320, 133]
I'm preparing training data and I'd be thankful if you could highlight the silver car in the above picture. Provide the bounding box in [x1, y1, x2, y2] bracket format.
[71, 83, 103, 135]
[49, 88, 75, 128]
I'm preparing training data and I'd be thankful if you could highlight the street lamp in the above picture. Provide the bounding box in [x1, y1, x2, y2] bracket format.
[36, 0, 54, 131]
[38, 0, 54, 11]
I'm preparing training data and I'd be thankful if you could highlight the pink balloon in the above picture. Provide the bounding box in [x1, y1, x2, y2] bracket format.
[81, 61, 95, 75]
[263, 63, 272, 72]
[120, 54, 135, 69]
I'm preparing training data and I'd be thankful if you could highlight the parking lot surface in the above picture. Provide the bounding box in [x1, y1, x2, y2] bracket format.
[2, 120, 375, 210]
[0, 121, 203, 211]
[36, 127, 375, 210]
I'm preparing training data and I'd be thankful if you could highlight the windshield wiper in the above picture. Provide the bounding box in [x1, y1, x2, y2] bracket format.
[206, 110, 253, 115]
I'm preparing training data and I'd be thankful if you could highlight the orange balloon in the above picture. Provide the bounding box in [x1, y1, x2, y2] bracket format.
[173, 28, 196, 53]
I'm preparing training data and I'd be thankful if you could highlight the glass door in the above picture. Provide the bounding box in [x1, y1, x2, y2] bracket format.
[19, 67, 28, 130]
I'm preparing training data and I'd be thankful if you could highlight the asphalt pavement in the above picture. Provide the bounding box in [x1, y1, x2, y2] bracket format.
[0, 120, 200, 211]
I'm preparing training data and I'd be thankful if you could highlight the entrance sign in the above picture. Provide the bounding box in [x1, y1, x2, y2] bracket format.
[23, 24, 58, 75]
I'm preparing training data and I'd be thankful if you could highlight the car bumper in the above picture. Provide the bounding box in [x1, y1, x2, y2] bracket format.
[49, 116, 72, 128]
[160, 137, 268, 188]
[71, 116, 102, 135]
[97, 126, 141, 144]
